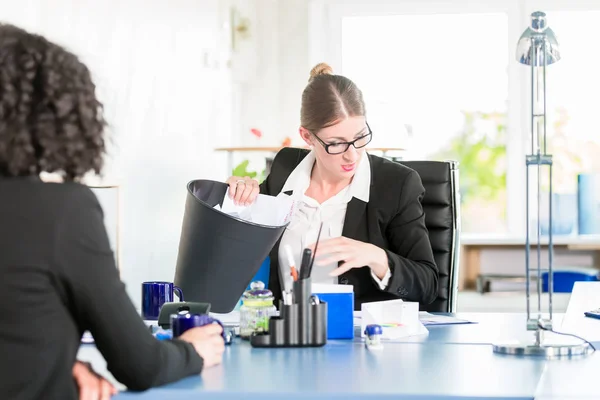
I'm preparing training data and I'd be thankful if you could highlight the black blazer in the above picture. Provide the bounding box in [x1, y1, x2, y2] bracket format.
[259, 147, 439, 309]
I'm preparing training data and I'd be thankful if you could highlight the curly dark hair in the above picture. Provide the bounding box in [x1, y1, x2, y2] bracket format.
[0, 23, 106, 180]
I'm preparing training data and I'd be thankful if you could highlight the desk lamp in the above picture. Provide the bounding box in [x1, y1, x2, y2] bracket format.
[492, 11, 591, 358]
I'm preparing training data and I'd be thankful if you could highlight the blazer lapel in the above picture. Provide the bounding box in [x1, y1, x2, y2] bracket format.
[342, 197, 367, 240]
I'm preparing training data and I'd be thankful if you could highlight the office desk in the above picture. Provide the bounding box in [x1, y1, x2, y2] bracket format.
[80, 340, 545, 400]
[353, 313, 563, 346]
[77, 312, 600, 399]
[535, 350, 600, 399]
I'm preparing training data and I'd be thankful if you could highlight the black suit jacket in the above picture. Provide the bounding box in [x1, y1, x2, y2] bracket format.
[259, 147, 439, 309]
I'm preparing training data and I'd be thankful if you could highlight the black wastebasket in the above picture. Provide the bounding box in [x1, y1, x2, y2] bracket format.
[174, 179, 288, 313]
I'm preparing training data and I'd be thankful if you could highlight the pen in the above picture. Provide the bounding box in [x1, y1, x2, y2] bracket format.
[303, 222, 323, 279]
[284, 244, 298, 281]
[299, 248, 313, 280]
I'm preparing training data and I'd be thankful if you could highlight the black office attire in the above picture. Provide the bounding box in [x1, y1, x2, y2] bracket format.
[260, 148, 439, 309]
[0, 178, 203, 400]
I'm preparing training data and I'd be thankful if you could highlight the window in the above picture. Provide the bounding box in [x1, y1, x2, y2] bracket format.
[341, 13, 509, 234]
[537, 10, 600, 235]
[313, 0, 600, 237]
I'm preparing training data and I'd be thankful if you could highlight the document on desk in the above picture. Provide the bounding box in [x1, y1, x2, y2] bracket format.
[418, 312, 475, 326]
[214, 189, 296, 226]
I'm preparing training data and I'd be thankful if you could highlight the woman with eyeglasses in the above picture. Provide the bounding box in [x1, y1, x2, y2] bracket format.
[226, 63, 438, 309]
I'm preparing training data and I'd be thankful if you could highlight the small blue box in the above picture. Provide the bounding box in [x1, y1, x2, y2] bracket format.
[542, 268, 599, 293]
[312, 292, 354, 339]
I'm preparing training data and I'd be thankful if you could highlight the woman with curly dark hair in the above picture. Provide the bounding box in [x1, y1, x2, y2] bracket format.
[0, 24, 224, 400]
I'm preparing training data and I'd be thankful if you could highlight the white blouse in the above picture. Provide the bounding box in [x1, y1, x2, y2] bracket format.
[277, 151, 391, 288]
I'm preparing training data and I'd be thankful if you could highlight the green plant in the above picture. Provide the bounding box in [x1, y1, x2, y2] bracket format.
[432, 110, 507, 203]
[232, 160, 266, 183]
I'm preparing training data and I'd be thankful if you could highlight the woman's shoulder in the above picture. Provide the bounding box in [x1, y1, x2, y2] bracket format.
[368, 154, 421, 185]
[28, 181, 103, 219]
[0, 178, 98, 202]
[367, 154, 424, 207]
[0, 179, 103, 233]
[45, 181, 101, 205]
[272, 147, 310, 167]
[264, 147, 310, 193]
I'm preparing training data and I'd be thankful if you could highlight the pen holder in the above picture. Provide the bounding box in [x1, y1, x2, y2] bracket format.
[250, 278, 327, 347]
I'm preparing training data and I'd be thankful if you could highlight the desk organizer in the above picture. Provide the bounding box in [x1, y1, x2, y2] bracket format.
[250, 278, 328, 347]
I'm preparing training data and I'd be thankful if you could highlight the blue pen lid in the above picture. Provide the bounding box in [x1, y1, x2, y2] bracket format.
[365, 324, 383, 336]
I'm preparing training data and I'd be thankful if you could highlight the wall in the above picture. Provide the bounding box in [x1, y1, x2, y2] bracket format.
[1, 0, 320, 307]
[224, 0, 312, 178]
[0, 0, 234, 307]
[233, 0, 311, 147]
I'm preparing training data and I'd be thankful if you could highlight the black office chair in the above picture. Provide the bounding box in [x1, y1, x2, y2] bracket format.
[397, 160, 461, 313]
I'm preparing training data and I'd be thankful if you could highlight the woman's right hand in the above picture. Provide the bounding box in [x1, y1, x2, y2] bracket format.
[73, 361, 118, 400]
[179, 324, 225, 368]
[225, 176, 260, 206]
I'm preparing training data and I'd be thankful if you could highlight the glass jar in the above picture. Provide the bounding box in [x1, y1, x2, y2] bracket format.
[239, 281, 277, 339]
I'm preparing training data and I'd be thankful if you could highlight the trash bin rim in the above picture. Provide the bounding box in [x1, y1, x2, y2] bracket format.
[186, 179, 290, 230]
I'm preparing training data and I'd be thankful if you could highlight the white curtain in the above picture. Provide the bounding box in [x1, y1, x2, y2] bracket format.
[1, 0, 234, 307]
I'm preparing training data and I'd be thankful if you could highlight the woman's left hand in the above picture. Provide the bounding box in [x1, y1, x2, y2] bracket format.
[308, 236, 389, 279]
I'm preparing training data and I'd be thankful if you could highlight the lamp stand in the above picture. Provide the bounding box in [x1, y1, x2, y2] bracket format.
[492, 11, 591, 358]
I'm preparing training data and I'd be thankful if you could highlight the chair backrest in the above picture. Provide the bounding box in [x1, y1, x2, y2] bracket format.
[397, 160, 461, 312]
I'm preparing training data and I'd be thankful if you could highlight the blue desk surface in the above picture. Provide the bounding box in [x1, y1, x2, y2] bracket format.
[76, 313, 599, 399]
[534, 349, 600, 399]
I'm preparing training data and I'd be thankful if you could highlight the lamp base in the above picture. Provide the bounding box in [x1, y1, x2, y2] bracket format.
[493, 342, 592, 358]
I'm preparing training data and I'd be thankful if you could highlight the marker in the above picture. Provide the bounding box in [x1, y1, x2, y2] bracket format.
[299, 248, 313, 280]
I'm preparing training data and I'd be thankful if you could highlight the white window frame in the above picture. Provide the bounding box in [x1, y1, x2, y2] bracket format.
[309, 0, 600, 237]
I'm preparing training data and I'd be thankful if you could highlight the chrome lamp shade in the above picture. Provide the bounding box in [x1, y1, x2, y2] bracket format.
[492, 11, 593, 358]
[516, 12, 561, 66]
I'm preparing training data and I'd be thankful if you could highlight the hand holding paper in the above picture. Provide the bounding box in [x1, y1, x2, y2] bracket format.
[225, 176, 260, 206]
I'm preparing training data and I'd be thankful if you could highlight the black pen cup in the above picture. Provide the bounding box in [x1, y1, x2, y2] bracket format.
[249, 277, 327, 348]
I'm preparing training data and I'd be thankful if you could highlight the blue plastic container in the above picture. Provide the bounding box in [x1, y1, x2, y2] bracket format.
[312, 292, 354, 339]
[542, 268, 599, 293]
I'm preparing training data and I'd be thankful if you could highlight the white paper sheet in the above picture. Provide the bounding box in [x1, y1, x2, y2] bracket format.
[214, 189, 296, 226]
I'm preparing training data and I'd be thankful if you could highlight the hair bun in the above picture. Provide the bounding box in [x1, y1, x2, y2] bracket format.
[309, 62, 333, 82]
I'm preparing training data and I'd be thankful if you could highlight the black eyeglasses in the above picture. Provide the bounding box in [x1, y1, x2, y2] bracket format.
[310, 123, 373, 155]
